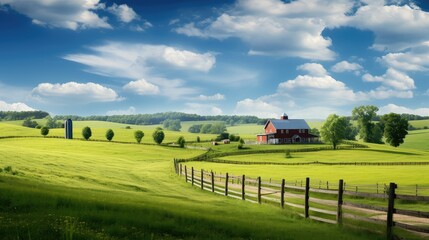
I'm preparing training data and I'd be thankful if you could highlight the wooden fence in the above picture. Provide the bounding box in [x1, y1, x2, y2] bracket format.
[173, 160, 429, 240]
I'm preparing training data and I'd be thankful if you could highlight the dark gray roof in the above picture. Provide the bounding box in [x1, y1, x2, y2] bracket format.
[268, 119, 310, 130]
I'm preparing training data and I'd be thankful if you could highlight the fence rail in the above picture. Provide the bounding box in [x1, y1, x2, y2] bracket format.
[173, 159, 429, 240]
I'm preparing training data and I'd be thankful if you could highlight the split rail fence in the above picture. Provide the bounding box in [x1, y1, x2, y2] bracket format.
[173, 160, 429, 240]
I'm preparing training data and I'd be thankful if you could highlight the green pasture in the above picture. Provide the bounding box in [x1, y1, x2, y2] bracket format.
[400, 129, 429, 151]
[409, 119, 429, 129]
[0, 137, 383, 240]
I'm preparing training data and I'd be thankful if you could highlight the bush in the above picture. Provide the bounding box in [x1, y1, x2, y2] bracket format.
[196, 136, 200, 143]
[285, 149, 292, 158]
[188, 124, 202, 133]
[82, 126, 92, 140]
[237, 138, 245, 149]
[424, 126, 428, 129]
[125, 126, 131, 129]
[4, 166, 12, 172]
[153, 129, 165, 144]
[105, 129, 114, 141]
[229, 134, 240, 142]
[22, 118, 38, 128]
[35, 125, 42, 129]
[177, 136, 186, 148]
[40, 126, 49, 137]
[134, 130, 144, 143]
[215, 132, 229, 141]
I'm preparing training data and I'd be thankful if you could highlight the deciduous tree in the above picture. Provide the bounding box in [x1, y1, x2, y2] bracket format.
[105, 129, 114, 141]
[321, 114, 347, 150]
[82, 126, 92, 140]
[134, 130, 144, 143]
[381, 113, 408, 147]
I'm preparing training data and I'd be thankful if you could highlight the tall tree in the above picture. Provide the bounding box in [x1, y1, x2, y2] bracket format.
[352, 105, 379, 142]
[320, 114, 347, 150]
[134, 130, 144, 143]
[381, 113, 408, 147]
[82, 126, 92, 140]
[105, 129, 114, 141]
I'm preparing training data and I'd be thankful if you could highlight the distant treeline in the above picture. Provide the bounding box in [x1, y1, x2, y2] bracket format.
[346, 114, 429, 121]
[54, 112, 268, 126]
[0, 111, 49, 121]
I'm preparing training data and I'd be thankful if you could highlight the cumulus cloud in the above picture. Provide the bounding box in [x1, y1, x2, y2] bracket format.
[235, 98, 282, 118]
[184, 103, 223, 116]
[349, 2, 429, 51]
[32, 82, 122, 102]
[107, 3, 139, 23]
[363, 68, 415, 91]
[331, 60, 363, 74]
[379, 43, 429, 72]
[297, 63, 328, 77]
[197, 93, 225, 101]
[0, 0, 111, 30]
[379, 104, 429, 116]
[0, 100, 35, 111]
[162, 47, 215, 72]
[123, 79, 160, 95]
[106, 106, 137, 116]
[174, 0, 355, 60]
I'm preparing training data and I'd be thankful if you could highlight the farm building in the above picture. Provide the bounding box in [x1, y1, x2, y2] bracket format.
[257, 113, 318, 144]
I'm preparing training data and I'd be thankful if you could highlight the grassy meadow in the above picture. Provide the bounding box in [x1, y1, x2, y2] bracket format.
[1, 119, 429, 239]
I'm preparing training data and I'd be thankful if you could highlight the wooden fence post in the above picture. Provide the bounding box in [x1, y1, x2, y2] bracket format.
[281, 179, 285, 208]
[191, 167, 194, 186]
[242, 175, 246, 200]
[337, 179, 344, 225]
[387, 182, 397, 240]
[225, 173, 229, 196]
[211, 171, 215, 192]
[258, 176, 262, 204]
[201, 169, 204, 190]
[305, 177, 310, 218]
[184, 166, 187, 183]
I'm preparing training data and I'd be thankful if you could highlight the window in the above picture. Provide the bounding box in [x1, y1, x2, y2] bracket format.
[286, 130, 289, 134]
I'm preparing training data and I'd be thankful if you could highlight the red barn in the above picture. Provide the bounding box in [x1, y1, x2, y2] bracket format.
[257, 113, 318, 144]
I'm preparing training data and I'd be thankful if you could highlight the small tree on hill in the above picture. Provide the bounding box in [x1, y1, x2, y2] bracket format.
[237, 138, 245, 149]
[152, 128, 165, 144]
[41, 126, 49, 137]
[177, 136, 186, 148]
[105, 129, 114, 142]
[196, 136, 200, 143]
[82, 126, 92, 140]
[134, 130, 144, 143]
[381, 113, 408, 147]
[320, 114, 347, 150]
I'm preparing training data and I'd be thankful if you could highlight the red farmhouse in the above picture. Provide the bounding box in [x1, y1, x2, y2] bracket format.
[257, 113, 318, 144]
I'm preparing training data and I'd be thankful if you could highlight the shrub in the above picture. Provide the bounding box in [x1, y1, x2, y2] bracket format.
[177, 136, 186, 148]
[125, 126, 131, 129]
[82, 126, 92, 140]
[4, 166, 12, 173]
[35, 125, 42, 129]
[237, 138, 245, 149]
[424, 126, 428, 129]
[196, 136, 200, 142]
[105, 129, 114, 141]
[285, 149, 292, 158]
[153, 129, 165, 144]
[229, 134, 240, 142]
[134, 130, 144, 143]
[215, 132, 229, 141]
[40, 126, 49, 137]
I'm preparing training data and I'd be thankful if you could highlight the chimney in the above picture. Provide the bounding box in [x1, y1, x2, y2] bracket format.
[280, 113, 288, 120]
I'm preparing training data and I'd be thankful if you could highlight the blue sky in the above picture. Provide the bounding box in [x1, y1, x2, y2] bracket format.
[1, 0, 429, 119]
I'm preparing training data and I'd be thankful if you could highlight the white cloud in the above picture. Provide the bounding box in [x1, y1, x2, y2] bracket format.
[331, 60, 363, 74]
[106, 106, 136, 116]
[379, 104, 429, 116]
[197, 93, 225, 101]
[174, 0, 354, 60]
[32, 82, 121, 103]
[123, 79, 160, 95]
[162, 47, 215, 72]
[0, 0, 111, 30]
[367, 87, 413, 99]
[107, 3, 139, 23]
[362, 68, 415, 91]
[379, 43, 429, 72]
[235, 98, 282, 118]
[184, 103, 223, 116]
[0, 100, 35, 111]
[279, 75, 346, 90]
[349, 3, 429, 51]
[297, 63, 328, 77]
[64, 42, 216, 79]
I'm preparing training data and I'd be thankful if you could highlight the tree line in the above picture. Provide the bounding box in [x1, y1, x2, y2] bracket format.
[53, 112, 266, 126]
[321, 105, 409, 149]
[0, 111, 49, 121]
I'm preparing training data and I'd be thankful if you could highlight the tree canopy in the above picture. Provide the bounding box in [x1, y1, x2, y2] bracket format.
[320, 114, 347, 150]
[82, 126, 92, 140]
[105, 129, 114, 141]
[152, 129, 165, 144]
[40, 126, 49, 137]
[134, 130, 144, 143]
[163, 119, 181, 131]
[381, 113, 408, 147]
[352, 105, 382, 143]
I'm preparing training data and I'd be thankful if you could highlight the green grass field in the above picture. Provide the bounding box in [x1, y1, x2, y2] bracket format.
[409, 119, 429, 129]
[1, 120, 428, 239]
[0, 136, 384, 239]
